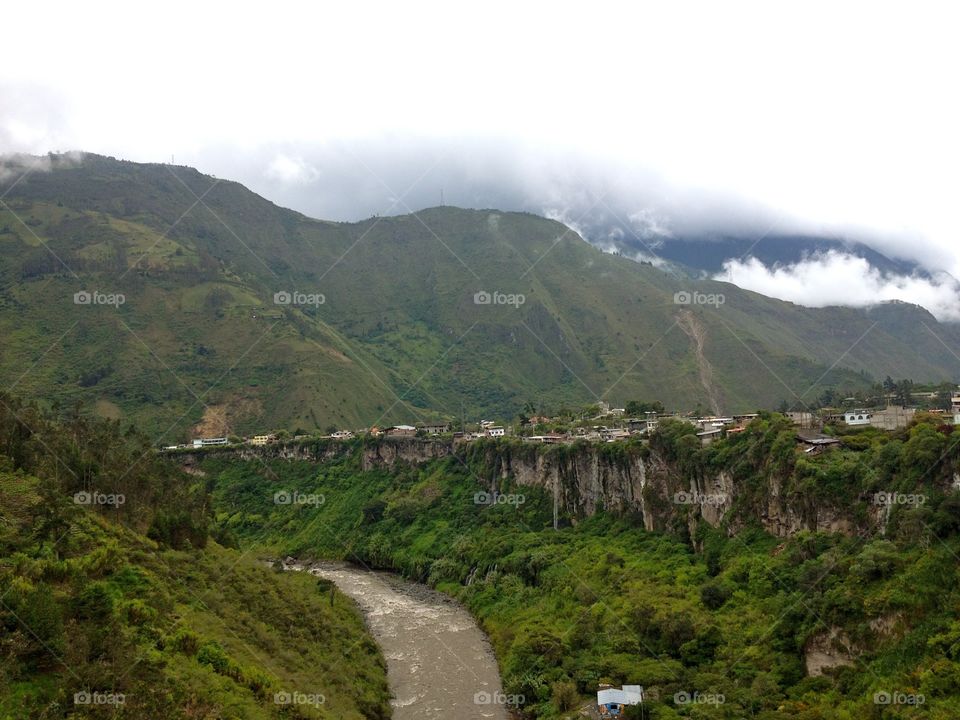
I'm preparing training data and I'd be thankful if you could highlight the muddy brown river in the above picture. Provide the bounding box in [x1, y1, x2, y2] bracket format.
[284, 561, 510, 719]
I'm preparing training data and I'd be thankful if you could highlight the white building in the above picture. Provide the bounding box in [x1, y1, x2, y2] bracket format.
[843, 410, 872, 426]
[598, 685, 643, 717]
[416, 422, 451, 435]
[486, 426, 505, 437]
[386, 425, 417, 437]
[192, 437, 228, 447]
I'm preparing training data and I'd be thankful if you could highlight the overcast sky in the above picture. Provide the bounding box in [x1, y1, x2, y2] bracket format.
[3, 2, 959, 318]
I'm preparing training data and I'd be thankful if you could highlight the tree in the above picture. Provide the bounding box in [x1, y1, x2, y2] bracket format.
[204, 287, 232, 316]
[625, 400, 665, 416]
[551, 680, 579, 712]
[895, 378, 914, 406]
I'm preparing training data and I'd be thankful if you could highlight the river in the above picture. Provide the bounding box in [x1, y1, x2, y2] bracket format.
[284, 560, 511, 719]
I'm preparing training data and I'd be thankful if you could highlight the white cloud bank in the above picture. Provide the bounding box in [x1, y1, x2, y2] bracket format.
[2, 2, 960, 319]
[265, 154, 319, 185]
[717, 251, 960, 322]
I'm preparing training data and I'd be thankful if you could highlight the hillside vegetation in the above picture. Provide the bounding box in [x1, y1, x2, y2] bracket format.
[0, 394, 390, 719]
[204, 415, 960, 718]
[2, 153, 960, 438]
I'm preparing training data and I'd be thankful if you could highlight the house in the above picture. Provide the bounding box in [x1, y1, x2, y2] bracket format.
[627, 413, 659, 434]
[597, 685, 643, 717]
[528, 415, 551, 425]
[331, 430, 354, 440]
[367, 426, 384, 437]
[796, 433, 841, 454]
[249, 434, 276, 446]
[696, 416, 732, 432]
[528, 434, 566, 444]
[192, 437, 228, 448]
[785, 410, 816, 429]
[602, 428, 632, 442]
[486, 426, 505, 437]
[697, 428, 723, 446]
[386, 425, 416, 437]
[841, 409, 872, 426]
[869, 406, 916, 431]
[416, 421, 450, 435]
[953, 394, 960, 425]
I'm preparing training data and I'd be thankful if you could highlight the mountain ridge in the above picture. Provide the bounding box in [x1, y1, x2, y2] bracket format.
[1, 152, 958, 437]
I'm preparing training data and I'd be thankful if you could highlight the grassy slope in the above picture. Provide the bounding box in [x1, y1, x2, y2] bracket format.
[2, 153, 959, 439]
[0, 468, 391, 720]
[203, 421, 960, 719]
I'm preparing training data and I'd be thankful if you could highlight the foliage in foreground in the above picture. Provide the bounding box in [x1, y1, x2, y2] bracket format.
[0, 397, 390, 719]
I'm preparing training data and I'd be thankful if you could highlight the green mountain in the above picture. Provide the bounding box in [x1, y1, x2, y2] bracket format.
[1, 153, 958, 439]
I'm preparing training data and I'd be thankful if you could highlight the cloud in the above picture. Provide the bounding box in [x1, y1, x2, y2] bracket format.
[265, 154, 319, 185]
[0, 82, 71, 156]
[0, 150, 84, 184]
[2, 2, 959, 320]
[717, 251, 960, 322]
[628, 209, 673, 243]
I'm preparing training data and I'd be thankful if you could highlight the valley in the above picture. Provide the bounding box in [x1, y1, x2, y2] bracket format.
[193, 414, 960, 718]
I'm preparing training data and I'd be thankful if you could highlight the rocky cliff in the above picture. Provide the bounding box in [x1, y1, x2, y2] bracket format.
[174, 436, 903, 539]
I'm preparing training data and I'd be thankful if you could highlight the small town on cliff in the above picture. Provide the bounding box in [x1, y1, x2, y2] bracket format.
[170, 382, 960, 454]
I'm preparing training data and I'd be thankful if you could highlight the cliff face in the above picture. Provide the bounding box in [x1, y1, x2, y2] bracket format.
[175, 437, 897, 538]
[174, 440, 348, 474]
[359, 438, 455, 470]
[470, 442, 880, 537]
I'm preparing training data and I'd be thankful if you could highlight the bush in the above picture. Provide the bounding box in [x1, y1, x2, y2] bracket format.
[147, 510, 207, 549]
[700, 581, 731, 610]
